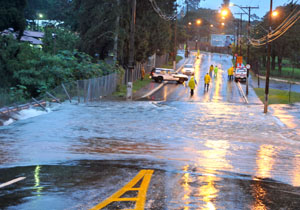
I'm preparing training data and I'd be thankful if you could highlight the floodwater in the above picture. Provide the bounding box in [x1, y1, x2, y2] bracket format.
[1, 53, 300, 210]
[148, 53, 260, 104]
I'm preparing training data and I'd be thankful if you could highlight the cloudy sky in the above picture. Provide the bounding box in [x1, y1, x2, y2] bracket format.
[179, 0, 292, 18]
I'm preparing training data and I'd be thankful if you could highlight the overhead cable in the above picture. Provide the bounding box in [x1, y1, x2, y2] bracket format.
[148, 0, 177, 21]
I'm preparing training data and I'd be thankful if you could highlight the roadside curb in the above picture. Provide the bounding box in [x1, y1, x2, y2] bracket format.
[136, 57, 191, 100]
[256, 75, 300, 85]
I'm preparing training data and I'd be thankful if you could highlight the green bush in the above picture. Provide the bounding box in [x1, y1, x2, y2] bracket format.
[0, 35, 122, 103]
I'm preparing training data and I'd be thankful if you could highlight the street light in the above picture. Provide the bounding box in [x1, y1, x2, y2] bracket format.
[272, 10, 279, 17]
[221, 22, 225, 26]
[221, 9, 229, 17]
[195, 19, 202, 51]
[210, 24, 214, 28]
[36, 13, 44, 31]
[185, 22, 192, 57]
[196, 19, 202, 25]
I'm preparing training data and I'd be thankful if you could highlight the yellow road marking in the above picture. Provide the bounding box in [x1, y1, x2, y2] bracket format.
[89, 169, 154, 210]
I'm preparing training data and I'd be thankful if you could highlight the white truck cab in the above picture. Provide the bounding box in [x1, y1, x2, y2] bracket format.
[150, 68, 188, 84]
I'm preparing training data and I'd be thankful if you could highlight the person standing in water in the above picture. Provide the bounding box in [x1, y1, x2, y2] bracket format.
[204, 73, 211, 91]
[209, 65, 214, 77]
[214, 66, 218, 77]
[188, 76, 197, 96]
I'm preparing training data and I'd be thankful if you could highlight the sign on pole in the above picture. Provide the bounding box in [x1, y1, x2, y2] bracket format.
[236, 56, 243, 64]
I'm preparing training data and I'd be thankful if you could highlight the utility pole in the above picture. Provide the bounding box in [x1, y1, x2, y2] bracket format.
[113, 0, 120, 63]
[236, 19, 239, 56]
[173, 4, 178, 71]
[242, 6, 259, 63]
[264, 0, 273, 113]
[241, 6, 259, 95]
[185, 0, 189, 58]
[127, 0, 136, 100]
[235, 13, 246, 56]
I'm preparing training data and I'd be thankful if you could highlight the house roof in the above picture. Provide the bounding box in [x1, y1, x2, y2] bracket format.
[1, 29, 44, 45]
[23, 30, 44, 38]
[20, 36, 43, 45]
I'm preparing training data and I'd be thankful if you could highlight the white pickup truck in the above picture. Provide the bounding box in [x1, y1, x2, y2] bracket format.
[150, 68, 188, 84]
[234, 67, 247, 82]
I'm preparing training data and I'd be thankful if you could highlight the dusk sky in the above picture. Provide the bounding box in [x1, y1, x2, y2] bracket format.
[179, 0, 292, 18]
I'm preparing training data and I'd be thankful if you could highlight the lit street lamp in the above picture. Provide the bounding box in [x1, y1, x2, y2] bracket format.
[221, 9, 229, 17]
[195, 19, 202, 50]
[272, 10, 279, 17]
[36, 13, 44, 31]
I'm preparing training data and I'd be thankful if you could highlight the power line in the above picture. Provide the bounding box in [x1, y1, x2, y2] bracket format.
[149, 0, 177, 21]
[250, 4, 300, 46]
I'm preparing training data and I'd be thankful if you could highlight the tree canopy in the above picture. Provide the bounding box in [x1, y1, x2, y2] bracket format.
[0, 0, 27, 38]
[71, 0, 176, 64]
[250, 2, 300, 73]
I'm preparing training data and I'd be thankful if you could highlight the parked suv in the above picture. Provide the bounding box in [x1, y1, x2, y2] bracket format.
[150, 68, 188, 84]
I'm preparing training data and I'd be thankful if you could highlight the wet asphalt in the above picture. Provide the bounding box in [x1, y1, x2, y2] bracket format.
[146, 52, 261, 104]
[1, 52, 300, 210]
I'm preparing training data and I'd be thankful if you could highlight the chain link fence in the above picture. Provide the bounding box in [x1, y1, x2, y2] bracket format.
[45, 73, 119, 103]
[0, 53, 169, 115]
[0, 73, 119, 116]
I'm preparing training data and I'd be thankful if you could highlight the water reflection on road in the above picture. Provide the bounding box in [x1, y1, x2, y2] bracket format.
[149, 53, 258, 104]
[1, 52, 300, 209]
[0, 100, 300, 209]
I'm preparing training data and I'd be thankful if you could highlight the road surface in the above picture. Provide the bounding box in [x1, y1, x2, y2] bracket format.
[146, 52, 260, 104]
[1, 52, 300, 210]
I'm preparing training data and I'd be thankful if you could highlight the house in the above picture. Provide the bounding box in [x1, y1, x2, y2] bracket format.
[1, 28, 44, 46]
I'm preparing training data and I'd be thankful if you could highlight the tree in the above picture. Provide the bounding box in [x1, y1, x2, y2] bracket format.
[43, 28, 80, 54]
[134, 0, 176, 62]
[25, 0, 78, 30]
[0, 0, 27, 38]
[185, 0, 203, 10]
[252, 3, 300, 74]
[73, 0, 119, 59]
[72, 0, 176, 65]
[0, 35, 120, 97]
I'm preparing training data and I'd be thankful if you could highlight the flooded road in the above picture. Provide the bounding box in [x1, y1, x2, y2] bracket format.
[148, 53, 260, 104]
[1, 53, 300, 210]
